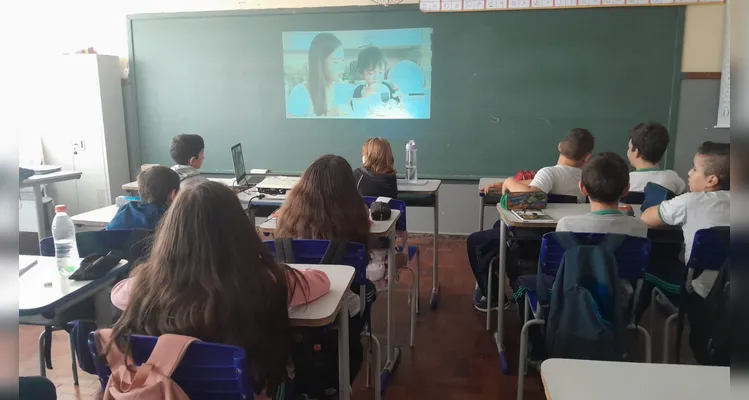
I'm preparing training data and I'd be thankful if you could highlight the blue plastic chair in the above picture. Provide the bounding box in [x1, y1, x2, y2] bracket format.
[87, 332, 254, 399]
[516, 232, 652, 400]
[36, 229, 152, 383]
[362, 196, 420, 345]
[263, 239, 383, 399]
[656, 226, 729, 363]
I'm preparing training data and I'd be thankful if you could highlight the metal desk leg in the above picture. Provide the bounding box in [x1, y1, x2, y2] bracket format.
[494, 220, 510, 374]
[337, 300, 351, 400]
[33, 185, 47, 241]
[429, 193, 440, 309]
[381, 228, 400, 392]
[478, 195, 485, 231]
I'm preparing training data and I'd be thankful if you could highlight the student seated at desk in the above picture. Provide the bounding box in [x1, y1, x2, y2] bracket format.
[275, 154, 374, 395]
[106, 166, 180, 231]
[481, 128, 595, 203]
[469, 128, 595, 312]
[556, 152, 647, 238]
[109, 181, 330, 400]
[353, 137, 398, 199]
[641, 141, 730, 298]
[170, 134, 207, 188]
[626, 122, 686, 194]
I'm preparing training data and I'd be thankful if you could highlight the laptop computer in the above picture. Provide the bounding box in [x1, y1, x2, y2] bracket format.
[230, 143, 264, 188]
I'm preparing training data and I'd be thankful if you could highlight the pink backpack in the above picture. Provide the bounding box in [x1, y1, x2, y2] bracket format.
[94, 329, 199, 400]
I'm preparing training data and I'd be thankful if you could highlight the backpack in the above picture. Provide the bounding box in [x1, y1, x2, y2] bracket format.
[538, 233, 629, 360]
[676, 258, 730, 366]
[94, 329, 197, 400]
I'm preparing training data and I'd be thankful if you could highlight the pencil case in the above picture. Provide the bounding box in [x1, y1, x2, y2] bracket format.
[500, 192, 548, 210]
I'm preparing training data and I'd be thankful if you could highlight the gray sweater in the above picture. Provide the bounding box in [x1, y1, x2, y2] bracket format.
[171, 165, 207, 188]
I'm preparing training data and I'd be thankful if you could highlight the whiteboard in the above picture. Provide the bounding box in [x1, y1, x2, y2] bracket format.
[716, 1, 730, 128]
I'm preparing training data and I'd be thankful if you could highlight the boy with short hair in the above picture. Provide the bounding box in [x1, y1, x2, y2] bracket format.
[469, 128, 595, 311]
[556, 152, 647, 238]
[106, 166, 180, 231]
[483, 128, 595, 203]
[641, 141, 730, 298]
[626, 123, 686, 194]
[170, 134, 207, 188]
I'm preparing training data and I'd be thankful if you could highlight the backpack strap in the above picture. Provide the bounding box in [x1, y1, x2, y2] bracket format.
[142, 334, 200, 377]
[553, 232, 580, 250]
[599, 234, 627, 253]
[274, 238, 296, 263]
[321, 240, 349, 265]
[94, 329, 131, 371]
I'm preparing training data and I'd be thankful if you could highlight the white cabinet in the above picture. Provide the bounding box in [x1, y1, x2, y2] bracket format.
[41, 54, 129, 216]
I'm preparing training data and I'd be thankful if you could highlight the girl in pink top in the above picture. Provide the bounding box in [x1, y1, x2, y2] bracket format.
[108, 181, 329, 400]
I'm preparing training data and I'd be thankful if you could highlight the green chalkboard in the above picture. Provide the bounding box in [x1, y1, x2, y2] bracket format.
[127, 5, 684, 180]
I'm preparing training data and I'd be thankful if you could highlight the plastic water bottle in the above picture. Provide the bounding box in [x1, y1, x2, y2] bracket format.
[51, 205, 79, 277]
[405, 140, 418, 183]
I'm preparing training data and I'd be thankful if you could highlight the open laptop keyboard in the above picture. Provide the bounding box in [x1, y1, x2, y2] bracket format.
[243, 175, 265, 187]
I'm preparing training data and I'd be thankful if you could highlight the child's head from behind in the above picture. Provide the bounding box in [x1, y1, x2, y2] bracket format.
[689, 141, 730, 192]
[277, 154, 370, 249]
[362, 137, 396, 175]
[137, 166, 180, 206]
[169, 134, 205, 169]
[358, 46, 387, 86]
[559, 128, 595, 165]
[627, 123, 669, 166]
[580, 152, 630, 205]
[112, 181, 294, 394]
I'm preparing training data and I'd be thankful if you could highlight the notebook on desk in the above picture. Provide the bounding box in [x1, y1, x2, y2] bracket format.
[511, 210, 554, 223]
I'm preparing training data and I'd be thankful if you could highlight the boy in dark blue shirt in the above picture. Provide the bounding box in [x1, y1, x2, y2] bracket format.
[106, 166, 180, 231]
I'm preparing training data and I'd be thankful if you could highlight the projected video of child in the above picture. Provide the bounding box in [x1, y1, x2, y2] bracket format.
[283, 28, 432, 119]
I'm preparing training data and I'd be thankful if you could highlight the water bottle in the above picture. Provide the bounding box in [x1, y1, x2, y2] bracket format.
[405, 140, 418, 183]
[51, 205, 79, 277]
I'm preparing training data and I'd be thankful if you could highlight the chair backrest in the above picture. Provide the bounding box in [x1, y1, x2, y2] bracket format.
[539, 232, 651, 280]
[362, 196, 407, 232]
[88, 332, 253, 399]
[264, 239, 368, 283]
[620, 191, 645, 205]
[688, 226, 730, 271]
[40, 229, 154, 262]
[547, 194, 578, 204]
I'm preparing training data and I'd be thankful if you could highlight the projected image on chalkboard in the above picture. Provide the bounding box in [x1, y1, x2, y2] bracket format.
[283, 28, 432, 119]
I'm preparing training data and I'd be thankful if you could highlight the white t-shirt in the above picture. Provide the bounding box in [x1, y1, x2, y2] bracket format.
[557, 211, 649, 238]
[629, 169, 687, 194]
[529, 165, 584, 203]
[658, 190, 730, 298]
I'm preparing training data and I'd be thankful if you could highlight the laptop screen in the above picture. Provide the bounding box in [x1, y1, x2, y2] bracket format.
[230, 143, 246, 182]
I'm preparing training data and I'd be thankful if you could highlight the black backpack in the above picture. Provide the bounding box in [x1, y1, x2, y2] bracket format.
[538, 233, 629, 360]
[676, 257, 730, 366]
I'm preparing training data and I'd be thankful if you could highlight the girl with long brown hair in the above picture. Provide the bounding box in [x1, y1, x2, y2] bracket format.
[275, 154, 375, 395]
[108, 181, 330, 399]
[353, 137, 398, 199]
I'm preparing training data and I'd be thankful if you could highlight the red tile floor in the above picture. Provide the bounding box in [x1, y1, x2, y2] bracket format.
[19, 237, 683, 399]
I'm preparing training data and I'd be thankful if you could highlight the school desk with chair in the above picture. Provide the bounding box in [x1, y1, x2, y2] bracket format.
[489, 202, 677, 375]
[258, 209, 403, 391]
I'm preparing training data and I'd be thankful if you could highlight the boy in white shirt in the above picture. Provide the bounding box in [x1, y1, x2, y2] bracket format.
[470, 128, 594, 311]
[626, 123, 686, 194]
[641, 141, 730, 298]
[556, 152, 648, 238]
[482, 128, 595, 203]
